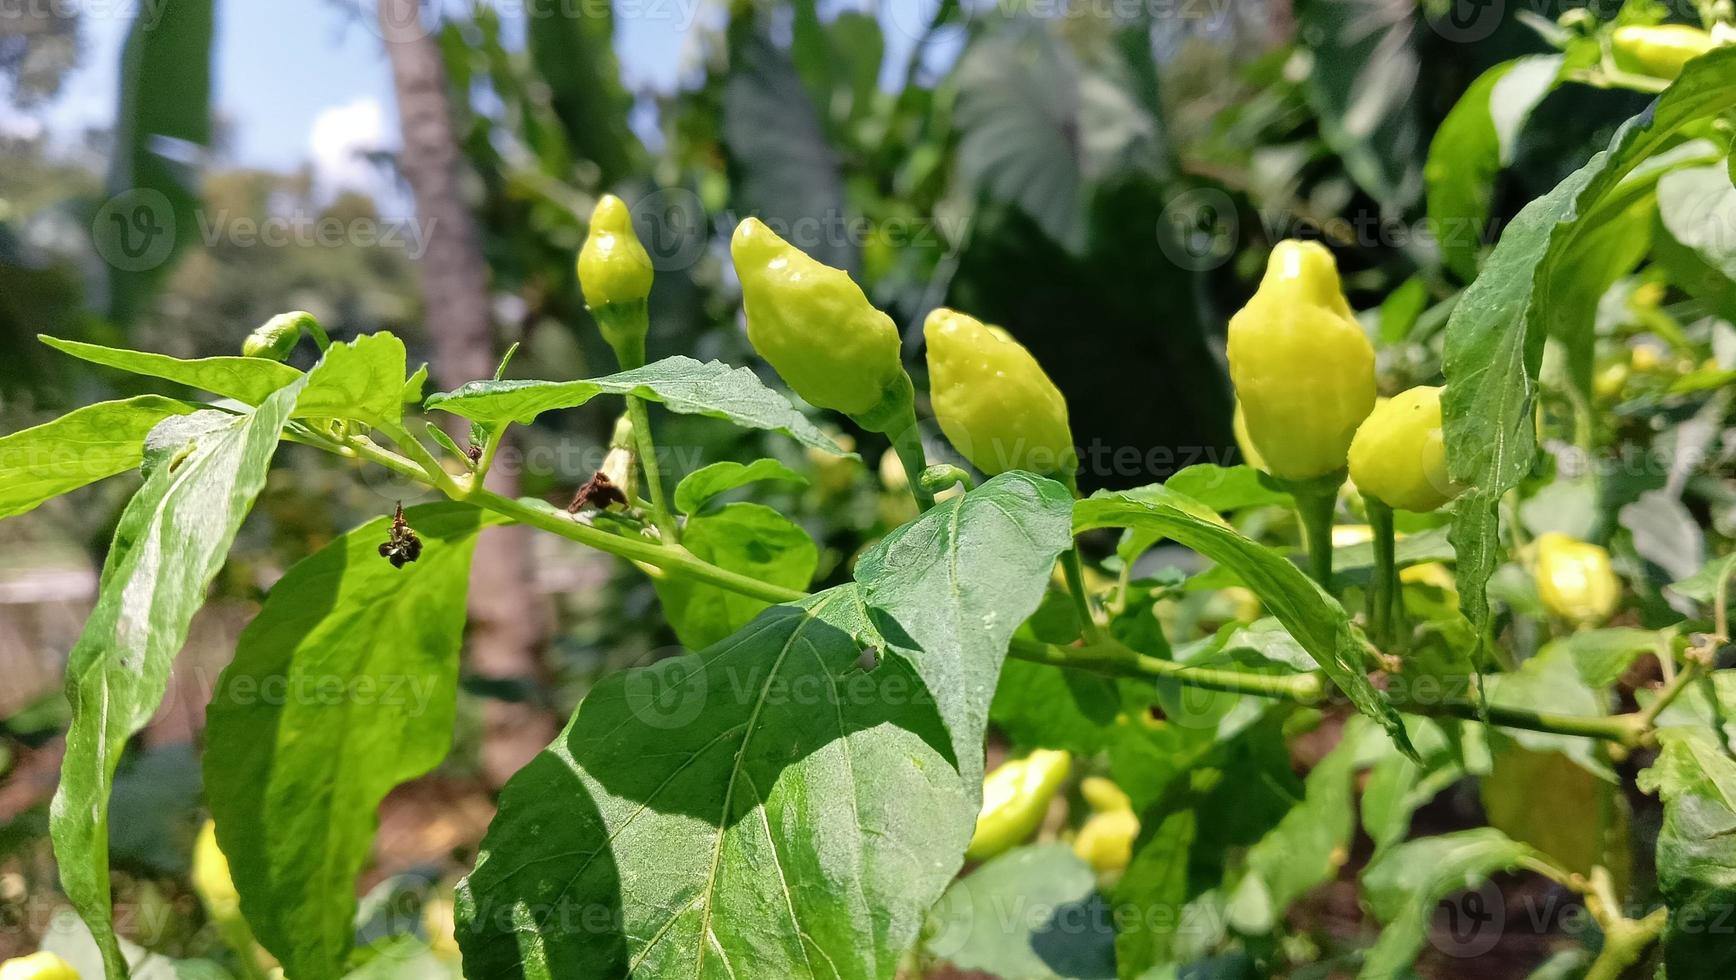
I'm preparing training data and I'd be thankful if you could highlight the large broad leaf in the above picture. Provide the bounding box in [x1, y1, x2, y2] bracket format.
[1297, 0, 1425, 213]
[1357, 829, 1543, 978]
[1075, 490, 1414, 756]
[47, 335, 410, 978]
[0, 395, 197, 520]
[925, 844, 1115, 980]
[202, 503, 495, 980]
[1424, 56, 1562, 282]
[41, 335, 300, 405]
[49, 381, 305, 978]
[1637, 730, 1736, 980]
[1443, 49, 1736, 642]
[952, 25, 1159, 254]
[100, 0, 213, 324]
[857, 471, 1076, 788]
[455, 473, 1073, 977]
[425, 355, 850, 455]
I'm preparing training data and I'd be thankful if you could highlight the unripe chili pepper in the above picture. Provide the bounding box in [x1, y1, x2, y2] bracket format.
[730, 218, 913, 432]
[1232, 402, 1267, 472]
[1073, 776, 1138, 875]
[0, 953, 79, 980]
[242, 311, 325, 361]
[1611, 24, 1718, 81]
[966, 749, 1071, 862]
[1227, 241, 1376, 481]
[578, 194, 655, 369]
[192, 820, 242, 923]
[1534, 532, 1622, 624]
[1347, 385, 1460, 512]
[924, 308, 1076, 481]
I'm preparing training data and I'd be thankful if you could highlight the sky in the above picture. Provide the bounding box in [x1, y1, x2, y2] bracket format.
[18, 0, 950, 201]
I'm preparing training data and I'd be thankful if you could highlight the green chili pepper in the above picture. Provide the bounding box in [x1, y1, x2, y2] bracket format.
[1611, 24, 1718, 81]
[924, 308, 1075, 481]
[578, 194, 655, 369]
[966, 749, 1072, 862]
[1227, 240, 1376, 482]
[730, 217, 913, 433]
[1348, 385, 1460, 512]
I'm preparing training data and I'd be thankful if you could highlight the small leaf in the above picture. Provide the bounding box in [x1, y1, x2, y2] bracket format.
[925, 844, 1115, 979]
[1160, 464, 1291, 513]
[1358, 829, 1542, 978]
[41, 334, 301, 405]
[673, 458, 808, 515]
[289, 332, 411, 427]
[0, 395, 198, 520]
[203, 503, 496, 980]
[652, 502, 817, 649]
[1076, 491, 1415, 757]
[1637, 731, 1736, 980]
[426, 355, 851, 455]
[1667, 552, 1736, 605]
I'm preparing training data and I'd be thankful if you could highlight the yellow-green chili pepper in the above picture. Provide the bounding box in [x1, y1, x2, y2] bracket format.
[730, 217, 913, 432]
[966, 749, 1072, 862]
[1611, 25, 1718, 81]
[241, 311, 325, 361]
[192, 820, 241, 922]
[1227, 241, 1376, 481]
[0, 953, 79, 980]
[1534, 532, 1622, 624]
[925, 308, 1076, 480]
[1347, 385, 1460, 512]
[578, 194, 655, 368]
[1073, 776, 1138, 875]
[1231, 401, 1267, 472]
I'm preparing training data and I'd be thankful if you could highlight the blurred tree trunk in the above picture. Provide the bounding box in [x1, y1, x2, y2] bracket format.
[380, 0, 557, 788]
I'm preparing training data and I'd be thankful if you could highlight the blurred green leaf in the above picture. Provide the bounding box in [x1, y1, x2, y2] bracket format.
[1297, 0, 1425, 213]
[926, 844, 1115, 979]
[652, 502, 817, 649]
[1358, 829, 1543, 978]
[524, 0, 639, 184]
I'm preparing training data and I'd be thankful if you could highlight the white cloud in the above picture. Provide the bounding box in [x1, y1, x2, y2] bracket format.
[308, 97, 388, 199]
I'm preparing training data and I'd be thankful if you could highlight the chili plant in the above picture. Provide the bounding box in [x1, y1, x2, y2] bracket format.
[4, 47, 1736, 980]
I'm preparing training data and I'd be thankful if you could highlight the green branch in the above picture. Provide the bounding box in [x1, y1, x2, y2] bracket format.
[299, 427, 1663, 748]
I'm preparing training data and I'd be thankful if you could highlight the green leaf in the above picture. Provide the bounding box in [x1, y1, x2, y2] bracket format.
[1329, 526, 1454, 578]
[1358, 829, 1542, 978]
[990, 658, 1124, 754]
[0, 395, 198, 520]
[456, 473, 1073, 977]
[1484, 637, 1617, 778]
[426, 355, 851, 455]
[1424, 56, 1562, 281]
[1637, 730, 1736, 979]
[50, 379, 306, 979]
[857, 472, 1076, 788]
[1482, 743, 1630, 882]
[1443, 49, 1736, 646]
[673, 458, 808, 515]
[289, 332, 411, 427]
[41, 335, 302, 405]
[1667, 552, 1736, 605]
[524, 0, 639, 184]
[202, 503, 495, 980]
[925, 844, 1115, 980]
[1160, 464, 1290, 513]
[1360, 719, 1464, 853]
[1551, 627, 1661, 687]
[1076, 491, 1414, 757]
[652, 502, 818, 649]
[1657, 159, 1736, 283]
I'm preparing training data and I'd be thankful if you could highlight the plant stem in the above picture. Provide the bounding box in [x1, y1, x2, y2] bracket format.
[1061, 549, 1103, 644]
[1583, 907, 1668, 980]
[1366, 498, 1401, 648]
[472, 489, 801, 605]
[299, 429, 1665, 749]
[889, 414, 936, 511]
[625, 396, 679, 543]
[1636, 659, 1703, 731]
[1287, 473, 1343, 587]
